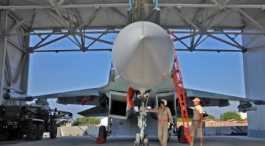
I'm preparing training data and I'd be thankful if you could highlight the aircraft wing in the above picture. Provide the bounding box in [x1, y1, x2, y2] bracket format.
[40, 82, 111, 105]
[186, 88, 248, 107]
[153, 79, 265, 112]
[50, 88, 108, 105]
[27, 68, 115, 106]
[8, 86, 109, 105]
[46, 76, 264, 109]
[37, 86, 106, 98]
[78, 106, 108, 117]
[14, 72, 263, 113]
[184, 88, 265, 112]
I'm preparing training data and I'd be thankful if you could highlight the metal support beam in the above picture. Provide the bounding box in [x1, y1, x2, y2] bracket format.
[85, 30, 109, 49]
[175, 48, 242, 52]
[15, 29, 265, 36]
[27, 28, 245, 53]
[0, 8, 8, 104]
[33, 48, 112, 53]
[172, 32, 200, 42]
[170, 32, 192, 50]
[7, 10, 30, 32]
[194, 35, 208, 47]
[67, 36, 80, 48]
[109, 7, 128, 21]
[193, 34, 204, 49]
[207, 34, 243, 50]
[222, 31, 246, 51]
[4, 27, 265, 37]
[21, 34, 30, 93]
[4, 50, 11, 88]
[32, 48, 242, 53]
[30, 34, 69, 51]
[238, 9, 265, 33]
[174, 7, 200, 30]
[1, 3, 265, 10]
[32, 34, 52, 49]
[7, 20, 25, 34]
[84, 35, 113, 45]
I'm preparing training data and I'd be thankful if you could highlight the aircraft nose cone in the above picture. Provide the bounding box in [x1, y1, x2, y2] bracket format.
[113, 21, 174, 90]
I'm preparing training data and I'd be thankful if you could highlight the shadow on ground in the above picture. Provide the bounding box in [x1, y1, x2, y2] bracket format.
[0, 136, 265, 146]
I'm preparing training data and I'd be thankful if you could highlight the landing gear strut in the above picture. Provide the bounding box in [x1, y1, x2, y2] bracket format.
[134, 92, 149, 146]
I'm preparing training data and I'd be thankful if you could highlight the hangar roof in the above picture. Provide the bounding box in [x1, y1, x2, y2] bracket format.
[2, 0, 265, 52]
[1, 0, 265, 30]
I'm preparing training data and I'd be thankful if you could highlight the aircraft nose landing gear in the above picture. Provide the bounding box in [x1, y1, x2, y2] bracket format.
[134, 92, 150, 146]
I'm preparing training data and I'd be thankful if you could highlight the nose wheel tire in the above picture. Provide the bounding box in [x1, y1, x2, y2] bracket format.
[134, 135, 149, 146]
[96, 126, 107, 144]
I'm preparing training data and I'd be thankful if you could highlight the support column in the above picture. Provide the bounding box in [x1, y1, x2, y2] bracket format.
[243, 31, 265, 138]
[0, 9, 8, 104]
[21, 35, 30, 94]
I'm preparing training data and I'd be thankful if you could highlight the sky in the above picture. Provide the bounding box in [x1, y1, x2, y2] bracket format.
[27, 32, 245, 118]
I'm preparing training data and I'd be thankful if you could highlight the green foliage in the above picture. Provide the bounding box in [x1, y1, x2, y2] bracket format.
[176, 114, 215, 121]
[220, 112, 242, 121]
[73, 117, 100, 126]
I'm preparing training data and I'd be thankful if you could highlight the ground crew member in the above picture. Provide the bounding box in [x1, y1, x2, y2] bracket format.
[145, 99, 173, 146]
[191, 97, 204, 146]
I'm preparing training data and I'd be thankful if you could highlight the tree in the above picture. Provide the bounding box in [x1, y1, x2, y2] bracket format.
[73, 117, 100, 126]
[220, 112, 242, 121]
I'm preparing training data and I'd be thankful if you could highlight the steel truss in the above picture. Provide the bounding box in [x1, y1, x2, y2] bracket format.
[28, 28, 245, 53]
[0, 4, 29, 97]
[0, 5, 8, 103]
[1, 2, 265, 10]
[2, 0, 265, 53]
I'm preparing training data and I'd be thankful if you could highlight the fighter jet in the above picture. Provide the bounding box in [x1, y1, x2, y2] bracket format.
[32, 21, 264, 144]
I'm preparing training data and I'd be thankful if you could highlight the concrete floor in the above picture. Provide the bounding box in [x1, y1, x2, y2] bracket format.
[0, 136, 264, 146]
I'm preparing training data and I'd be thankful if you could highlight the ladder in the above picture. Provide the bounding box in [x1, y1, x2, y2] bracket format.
[172, 54, 192, 144]
[127, 87, 135, 110]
